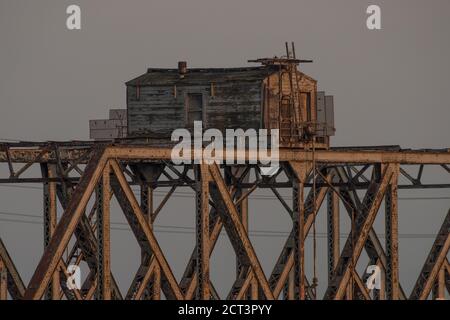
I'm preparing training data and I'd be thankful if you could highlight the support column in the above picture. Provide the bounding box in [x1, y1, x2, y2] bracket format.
[242, 188, 259, 300]
[0, 257, 7, 300]
[327, 188, 340, 285]
[196, 164, 210, 300]
[232, 167, 258, 300]
[140, 184, 153, 260]
[293, 179, 305, 299]
[385, 164, 399, 300]
[140, 183, 161, 300]
[41, 163, 59, 300]
[379, 262, 386, 300]
[291, 162, 310, 300]
[97, 162, 111, 300]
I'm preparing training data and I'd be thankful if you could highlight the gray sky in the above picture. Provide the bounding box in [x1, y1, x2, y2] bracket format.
[0, 0, 449, 299]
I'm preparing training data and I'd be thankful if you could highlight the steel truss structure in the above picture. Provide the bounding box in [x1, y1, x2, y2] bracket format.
[0, 142, 449, 300]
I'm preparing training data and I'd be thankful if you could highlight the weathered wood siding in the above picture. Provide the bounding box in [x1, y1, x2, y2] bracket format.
[127, 85, 185, 136]
[264, 71, 317, 130]
[127, 80, 263, 137]
[207, 81, 262, 130]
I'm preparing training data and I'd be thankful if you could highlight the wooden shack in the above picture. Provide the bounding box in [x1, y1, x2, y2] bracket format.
[125, 58, 334, 148]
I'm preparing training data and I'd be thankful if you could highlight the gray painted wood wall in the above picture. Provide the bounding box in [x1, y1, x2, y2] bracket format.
[127, 79, 263, 137]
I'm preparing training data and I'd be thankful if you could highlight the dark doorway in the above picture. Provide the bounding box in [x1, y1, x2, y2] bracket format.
[186, 93, 203, 128]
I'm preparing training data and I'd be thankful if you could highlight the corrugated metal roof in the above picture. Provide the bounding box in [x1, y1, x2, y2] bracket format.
[126, 66, 278, 86]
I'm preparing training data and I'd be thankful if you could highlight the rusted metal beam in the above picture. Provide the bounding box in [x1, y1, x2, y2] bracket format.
[101, 146, 450, 164]
[385, 165, 400, 299]
[126, 182, 162, 300]
[57, 184, 122, 300]
[139, 183, 160, 300]
[4, 145, 448, 165]
[327, 182, 340, 285]
[109, 159, 183, 300]
[432, 267, 446, 300]
[352, 269, 371, 300]
[0, 238, 25, 299]
[41, 163, 60, 300]
[410, 209, 450, 300]
[131, 257, 158, 300]
[196, 164, 211, 300]
[208, 163, 274, 300]
[336, 166, 407, 299]
[97, 162, 112, 300]
[24, 146, 108, 300]
[0, 147, 91, 163]
[289, 161, 312, 300]
[228, 167, 258, 300]
[269, 171, 332, 299]
[324, 164, 395, 299]
[181, 208, 223, 299]
[182, 168, 252, 300]
[2, 144, 450, 301]
[0, 257, 7, 300]
[444, 259, 450, 294]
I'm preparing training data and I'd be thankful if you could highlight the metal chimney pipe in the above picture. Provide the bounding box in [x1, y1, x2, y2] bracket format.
[178, 61, 187, 75]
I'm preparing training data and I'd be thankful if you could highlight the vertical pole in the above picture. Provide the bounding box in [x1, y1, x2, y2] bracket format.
[292, 164, 307, 300]
[42, 163, 59, 300]
[385, 164, 399, 300]
[0, 257, 7, 300]
[299, 179, 306, 300]
[242, 190, 259, 300]
[141, 183, 160, 300]
[234, 167, 259, 300]
[140, 184, 151, 262]
[97, 162, 111, 300]
[377, 261, 386, 300]
[327, 187, 340, 285]
[196, 164, 210, 299]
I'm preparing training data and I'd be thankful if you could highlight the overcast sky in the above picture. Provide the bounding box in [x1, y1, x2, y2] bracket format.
[0, 0, 449, 299]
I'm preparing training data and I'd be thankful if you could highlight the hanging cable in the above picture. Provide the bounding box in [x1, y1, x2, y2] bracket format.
[311, 135, 318, 297]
